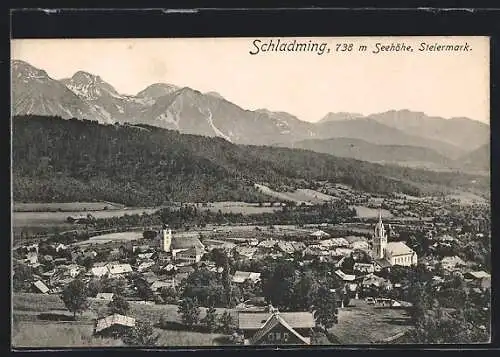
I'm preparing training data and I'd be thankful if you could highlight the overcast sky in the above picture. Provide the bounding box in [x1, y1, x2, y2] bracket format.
[11, 36, 489, 123]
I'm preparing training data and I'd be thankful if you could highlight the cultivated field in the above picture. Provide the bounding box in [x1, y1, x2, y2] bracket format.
[13, 208, 159, 228]
[445, 191, 489, 205]
[14, 202, 126, 212]
[254, 184, 337, 205]
[201, 201, 279, 215]
[73, 231, 145, 246]
[351, 206, 393, 219]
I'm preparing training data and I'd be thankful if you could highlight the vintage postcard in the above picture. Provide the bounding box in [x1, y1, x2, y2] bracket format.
[11, 36, 490, 348]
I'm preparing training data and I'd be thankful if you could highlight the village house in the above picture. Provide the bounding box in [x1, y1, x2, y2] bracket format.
[95, 292, 114, 301]
[440, 256, 466, 272]
[234, 246, 257, 260]
[319, 237, 350, 249]
[32, 280, 50, 294]
[232, 271, 262, 284]
[137, 260, 156, 272]
[107, 263, 133, 276]
[238, 310, 315, 345]
[353, 262, 375, 275]
[464, 271, 491, 290]
[151, 279, 176, 292]
[310, 230, 330, 239]
[91, 266, 109, 278]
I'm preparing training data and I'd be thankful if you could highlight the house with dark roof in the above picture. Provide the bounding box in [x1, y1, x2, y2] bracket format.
[238, 310, 315, 345]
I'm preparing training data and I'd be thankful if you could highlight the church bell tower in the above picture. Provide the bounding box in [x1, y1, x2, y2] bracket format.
[372, 209, 387, 259]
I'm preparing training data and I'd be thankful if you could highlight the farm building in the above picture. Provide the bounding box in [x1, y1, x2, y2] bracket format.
[94, 314, 136, 337]
[95, 293, 114, 301]
[238, 310, 315, 345]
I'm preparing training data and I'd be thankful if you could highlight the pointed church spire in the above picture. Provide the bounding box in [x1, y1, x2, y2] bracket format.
[378, 207, 382, 223]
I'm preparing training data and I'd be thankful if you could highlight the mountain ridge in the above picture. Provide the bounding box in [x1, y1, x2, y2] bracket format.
[11, 60, 489, 171]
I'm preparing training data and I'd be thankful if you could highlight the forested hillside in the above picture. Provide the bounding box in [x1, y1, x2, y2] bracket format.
[12, 116, 489, 206]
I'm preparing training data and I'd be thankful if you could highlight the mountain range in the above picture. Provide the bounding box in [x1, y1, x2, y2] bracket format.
[11, 60, 490, 173]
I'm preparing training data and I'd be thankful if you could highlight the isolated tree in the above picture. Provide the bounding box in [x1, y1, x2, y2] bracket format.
[122, 320, 160, 346]
[60, 279, 90, 320]
[13, 263, 33, 292]
[218, 310, 234, 334]
[312, 286, 338, 331]
[87, 278, 102, 297]
[108, 294, 130, 315]
[159, 286, 178, 304]
[201, 306, 218, 332]
[262, 260, 296, 310]
[178, 297, 201, 329]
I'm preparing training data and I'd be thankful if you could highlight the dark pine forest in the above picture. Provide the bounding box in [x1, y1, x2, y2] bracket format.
[12, 116, 489, 206]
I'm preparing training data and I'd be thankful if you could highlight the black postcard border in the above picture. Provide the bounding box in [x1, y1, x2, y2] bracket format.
[6, 6, 500, 356]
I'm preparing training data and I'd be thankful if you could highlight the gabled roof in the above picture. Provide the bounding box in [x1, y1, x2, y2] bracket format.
[310, 230, 330, 237]
[466, 271, 491, 279]
[246, 312, 312, 345]
[176, 246, 204, 256]
[91, 266, 109, 277]
[96, 293, 114, 300]
[95, 314, 136, 333]
[238, 311, 315, 330]
[107, 263, 133, 275]
[33, 280, 49, 294]
[374, 259, 392, 268]
[232, 271, 261, 283]
[386, 242, 415, 256]
[171, 235, 204, 250]
[334, 270, 356, 281]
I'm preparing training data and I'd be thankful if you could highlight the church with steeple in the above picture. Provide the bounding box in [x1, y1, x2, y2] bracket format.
[371, 210, 417, 268]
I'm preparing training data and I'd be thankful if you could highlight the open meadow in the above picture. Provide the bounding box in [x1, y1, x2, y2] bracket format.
[13, 208, 160, 228]
[329, 299, 413, 344]
[13, 293, 413, 347]
[14, 202, 126, 212]
[254, 184, 337, 205]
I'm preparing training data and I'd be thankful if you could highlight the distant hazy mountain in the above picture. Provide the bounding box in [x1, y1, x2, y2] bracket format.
[459, 143, 490, 172]
[314, 117, 464, 159]
[317, 112, 364, 123]
[11, 60, 110, 123]
[368, 110, 489, 153]
[282, 137, 456, 168]
[11, 60, 489, 169]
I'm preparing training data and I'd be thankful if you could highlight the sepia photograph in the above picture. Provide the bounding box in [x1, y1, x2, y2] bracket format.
[11, 36, 491, 348]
